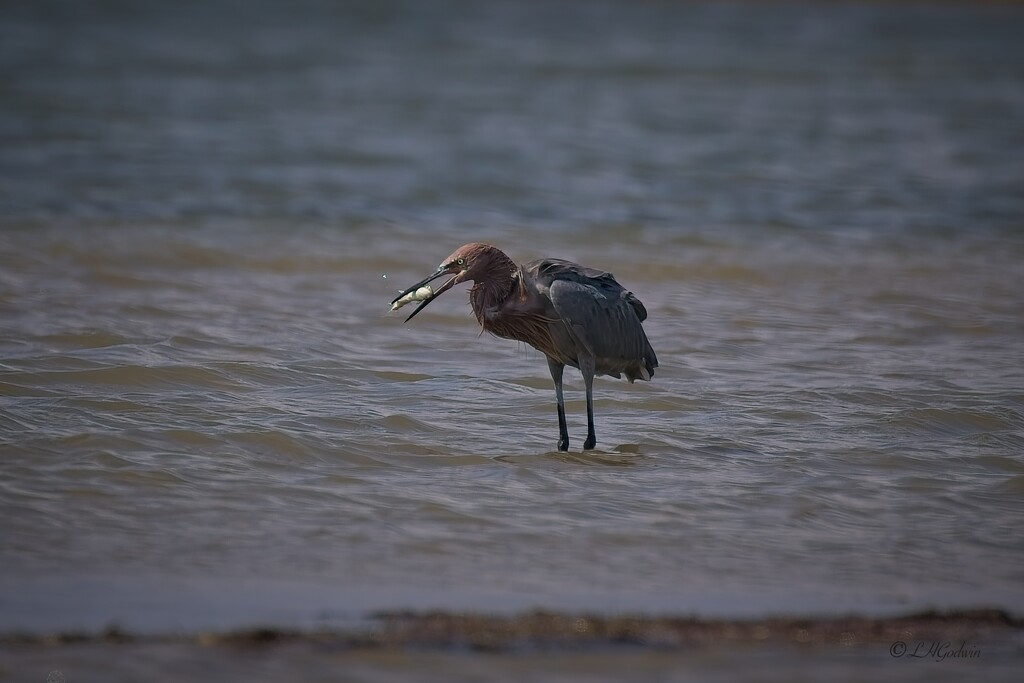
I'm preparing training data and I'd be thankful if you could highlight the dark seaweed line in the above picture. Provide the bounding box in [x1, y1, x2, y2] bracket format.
[2, 608, 1019, 653]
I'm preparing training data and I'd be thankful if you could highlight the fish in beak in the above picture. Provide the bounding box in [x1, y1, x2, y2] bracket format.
[389, 264, 463, 322]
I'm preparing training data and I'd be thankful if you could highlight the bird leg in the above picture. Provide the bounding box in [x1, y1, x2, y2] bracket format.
[580, 355, 597, 450]
[547, 357, 569, 451]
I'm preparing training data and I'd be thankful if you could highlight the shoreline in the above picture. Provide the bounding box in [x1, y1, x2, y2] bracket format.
[5, 607, 1019, 652]
[7, 609, 1020, 683]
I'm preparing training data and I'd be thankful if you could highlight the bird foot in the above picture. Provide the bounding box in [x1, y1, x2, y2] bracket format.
[583, 436, 596, 450]
[557, 438, 569, 452]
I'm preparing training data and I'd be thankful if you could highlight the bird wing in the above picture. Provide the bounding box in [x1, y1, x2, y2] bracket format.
[533, 258, 615, 284]
[546, 277, 652, 378]
[525, 257, 656, 379]
[529, 258, 647, 322]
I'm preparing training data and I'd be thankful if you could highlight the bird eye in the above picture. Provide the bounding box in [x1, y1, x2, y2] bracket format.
[457, 258, 465, 266]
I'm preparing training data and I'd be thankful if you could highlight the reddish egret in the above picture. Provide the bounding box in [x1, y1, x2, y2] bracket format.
[391, 243, 658, 451]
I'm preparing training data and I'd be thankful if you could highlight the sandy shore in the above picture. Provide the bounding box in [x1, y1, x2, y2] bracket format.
[3, 608, 1021, 683]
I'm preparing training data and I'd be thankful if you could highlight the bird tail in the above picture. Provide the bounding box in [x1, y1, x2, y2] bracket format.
[642, 345, 658, 381]
[626, 344, 658, 383]
[644, 349, 658, 380]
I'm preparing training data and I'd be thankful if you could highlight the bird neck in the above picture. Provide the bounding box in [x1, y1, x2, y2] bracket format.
[470, 250, 519, 324]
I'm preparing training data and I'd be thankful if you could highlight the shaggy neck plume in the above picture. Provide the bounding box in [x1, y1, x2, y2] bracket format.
[468, 246, 518, 325]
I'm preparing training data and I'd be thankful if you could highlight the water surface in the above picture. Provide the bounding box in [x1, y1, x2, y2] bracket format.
[1, 0, 1023, 634]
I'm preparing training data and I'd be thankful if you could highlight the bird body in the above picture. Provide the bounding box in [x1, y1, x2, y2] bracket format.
[391, 243, 658, 451]
[473, 254, 656, 383]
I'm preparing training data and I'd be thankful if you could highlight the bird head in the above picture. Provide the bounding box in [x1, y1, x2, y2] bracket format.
[390, 243, 494, 322]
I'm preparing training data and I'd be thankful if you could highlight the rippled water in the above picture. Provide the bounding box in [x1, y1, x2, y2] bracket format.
[2, 0, 1024, 633]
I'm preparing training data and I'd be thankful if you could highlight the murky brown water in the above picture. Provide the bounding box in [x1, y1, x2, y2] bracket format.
[2, 3, 1024, 680]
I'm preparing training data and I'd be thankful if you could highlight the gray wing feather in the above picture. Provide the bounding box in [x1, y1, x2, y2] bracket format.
[529, 257, 657, 381]
[548, 279, 649, 376]
[529, 258, 647, 321]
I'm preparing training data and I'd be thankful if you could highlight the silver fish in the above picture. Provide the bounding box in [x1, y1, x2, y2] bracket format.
[390, 285, 434, 311]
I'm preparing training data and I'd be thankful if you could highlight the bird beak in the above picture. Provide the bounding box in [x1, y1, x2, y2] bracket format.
[391, 267, 461, 322]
